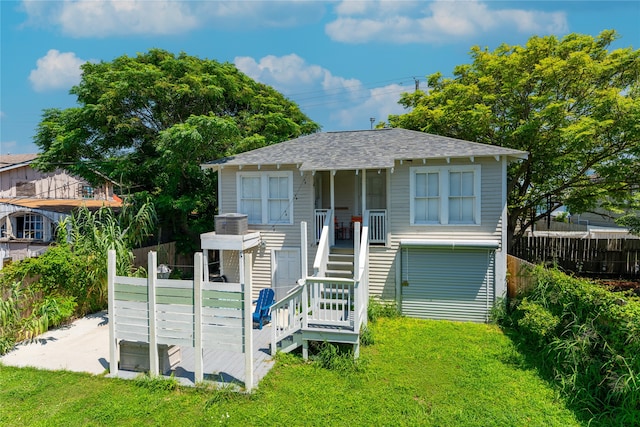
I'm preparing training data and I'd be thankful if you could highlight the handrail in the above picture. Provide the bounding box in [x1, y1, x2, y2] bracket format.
[354, 212, 370, 330]
[271, 281, 305, 356]
[356, 212, 370, 282]
[313, 209, 332, 276]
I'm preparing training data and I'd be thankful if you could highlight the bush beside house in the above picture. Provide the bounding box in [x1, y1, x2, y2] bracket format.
[498, 266, 640, 422]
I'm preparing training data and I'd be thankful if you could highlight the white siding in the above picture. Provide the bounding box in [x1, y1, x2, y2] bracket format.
[217, 157, 506, 303]
[368, 158, 505, 300]
[219, 165, 316, 299]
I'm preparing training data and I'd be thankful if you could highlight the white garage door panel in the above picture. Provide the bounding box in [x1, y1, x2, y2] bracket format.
[401, 248, 495, 322]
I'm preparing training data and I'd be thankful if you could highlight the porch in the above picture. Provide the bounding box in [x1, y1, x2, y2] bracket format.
[315, 208, 387, 246]
[313, 168, 388, 246]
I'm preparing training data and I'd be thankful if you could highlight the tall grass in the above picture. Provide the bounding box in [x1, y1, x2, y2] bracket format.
[497, 266, 640, 423]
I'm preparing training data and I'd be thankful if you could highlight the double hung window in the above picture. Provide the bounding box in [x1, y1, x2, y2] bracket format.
[238, 172, 293, 224]
[410, 165, 481, 225]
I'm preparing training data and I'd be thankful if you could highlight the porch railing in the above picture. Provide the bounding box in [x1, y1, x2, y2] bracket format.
[305, 277, 355, 328]
[314, 209, 330, 243]
[315, 208, 386, 245]
[368, 209, 387, 244]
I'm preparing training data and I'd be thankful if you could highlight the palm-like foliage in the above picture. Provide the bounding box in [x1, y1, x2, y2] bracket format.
[0, 201, 156, 354]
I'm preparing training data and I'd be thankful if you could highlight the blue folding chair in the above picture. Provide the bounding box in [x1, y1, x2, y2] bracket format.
[253, 288, 275, 329]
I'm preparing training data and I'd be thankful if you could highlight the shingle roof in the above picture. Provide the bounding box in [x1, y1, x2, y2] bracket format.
[202, 128, 527, 171]
[0, 154, 38, 171]
[0, 198, 123, 214]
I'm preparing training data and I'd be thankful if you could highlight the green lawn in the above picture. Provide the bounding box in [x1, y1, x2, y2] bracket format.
[1, 317, 583, 426]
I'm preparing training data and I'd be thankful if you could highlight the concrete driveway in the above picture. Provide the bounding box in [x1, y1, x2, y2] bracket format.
[0, 311, 110, 375]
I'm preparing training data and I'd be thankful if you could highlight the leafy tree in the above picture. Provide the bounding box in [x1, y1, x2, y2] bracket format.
[390, 31, 640, 247]
[33, 49, 319, 250]
[616, 211, 640, 235]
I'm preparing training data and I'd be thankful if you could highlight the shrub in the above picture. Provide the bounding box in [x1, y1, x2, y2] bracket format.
[360, 324, 374, 346]
[516, 299, 560, 345]
[502, 266, 640, 420]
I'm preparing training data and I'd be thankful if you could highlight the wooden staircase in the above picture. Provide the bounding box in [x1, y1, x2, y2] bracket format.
[325, 247, 354, 279]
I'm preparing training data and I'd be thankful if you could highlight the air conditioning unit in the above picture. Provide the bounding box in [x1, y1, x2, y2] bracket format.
[215, 213, 248, 235]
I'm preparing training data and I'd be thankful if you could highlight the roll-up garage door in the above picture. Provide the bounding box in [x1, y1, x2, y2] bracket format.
[401, 246, 495, 322]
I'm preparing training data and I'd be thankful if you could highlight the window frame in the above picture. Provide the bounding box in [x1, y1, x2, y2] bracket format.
[237, 171, 294, 225]
[410, 165, 481, 226]
[15, 213, 45, 240]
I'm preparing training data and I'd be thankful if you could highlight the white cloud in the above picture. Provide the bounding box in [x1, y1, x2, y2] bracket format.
[235, 53, 363, 98]
[330, 84, 408, 129]
[235, 54, 410, 130]
[56, 0, 198, 37]
[29, 50, 86, 92]
[326, 0, 569, 44]
[19, 0, 325, 37]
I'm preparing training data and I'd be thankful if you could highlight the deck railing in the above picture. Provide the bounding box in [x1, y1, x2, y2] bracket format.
[305, 277, 355, 328]
[368, 209, 387, 244]
[355, 215, 370, 329]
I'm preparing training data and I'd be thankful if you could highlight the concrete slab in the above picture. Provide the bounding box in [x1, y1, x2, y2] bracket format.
[0, 310, 276, 390]
[0, 311, 110, 374]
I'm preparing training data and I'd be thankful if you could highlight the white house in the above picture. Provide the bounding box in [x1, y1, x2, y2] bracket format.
[201, 129, 527, 326]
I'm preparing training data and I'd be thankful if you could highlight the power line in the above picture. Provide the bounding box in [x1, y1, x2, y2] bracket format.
[282, 75, 420, 100]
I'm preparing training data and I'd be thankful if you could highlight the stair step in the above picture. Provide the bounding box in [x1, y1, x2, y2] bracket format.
[326, 269, 353, 278]
[327, 260, 352, 269]
[330, 247, 354, 255]
[328, 253, 354, 262]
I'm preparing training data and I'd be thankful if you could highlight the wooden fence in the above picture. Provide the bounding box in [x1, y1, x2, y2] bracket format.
[511, 236, 640, 279]
[507, 255, 536, 298]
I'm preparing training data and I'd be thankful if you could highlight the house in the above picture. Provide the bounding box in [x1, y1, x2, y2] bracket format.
[201, 129, 527, 330]
[0, 154, 122, 262]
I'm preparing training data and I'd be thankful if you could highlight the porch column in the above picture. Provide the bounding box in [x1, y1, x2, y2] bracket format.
[330, 170, 335, 246]
[361, 169, 367, 216]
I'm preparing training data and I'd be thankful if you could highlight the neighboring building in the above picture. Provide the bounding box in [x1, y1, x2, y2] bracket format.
[202, 129, 527, 323]
[0, 154, 122, 262]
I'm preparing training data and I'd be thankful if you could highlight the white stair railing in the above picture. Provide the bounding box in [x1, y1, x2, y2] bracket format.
[270, 281, 306, 356]
[313, 209, 332, 277]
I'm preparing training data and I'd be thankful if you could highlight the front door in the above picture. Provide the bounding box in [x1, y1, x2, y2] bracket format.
[273, 248, 301, 301]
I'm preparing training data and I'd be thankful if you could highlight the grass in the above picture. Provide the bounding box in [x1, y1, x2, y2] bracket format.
[0, 317, 582, 426]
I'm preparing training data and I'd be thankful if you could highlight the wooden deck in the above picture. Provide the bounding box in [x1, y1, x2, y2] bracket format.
[109, 325, 275, 389]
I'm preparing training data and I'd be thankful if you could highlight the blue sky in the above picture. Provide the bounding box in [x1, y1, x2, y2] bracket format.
[1, 1, 639, 155]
